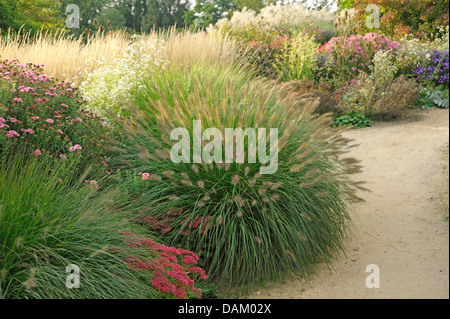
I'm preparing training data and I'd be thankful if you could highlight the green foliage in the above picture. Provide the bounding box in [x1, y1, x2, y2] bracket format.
[338, 0, 355, 10]
[195, 281, 221, 299]
[427, 88, 449, 109]
[333, 112, 371, 128]
[1, 0, 63, 34]
[300, 26, 336, 45]
[417, 86, 450, 109]
[234, 0, 267, 13]
[0, 0, 17, 31]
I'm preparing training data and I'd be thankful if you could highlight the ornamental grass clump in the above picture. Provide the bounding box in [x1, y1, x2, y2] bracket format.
[110, 65, 364, 287]
[0, 152, 154, 299]
[0, 151, 207, 299]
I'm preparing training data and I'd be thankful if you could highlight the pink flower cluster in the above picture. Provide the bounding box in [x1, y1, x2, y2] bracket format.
[122, 232, 206, 299]
[6, 130, 20, 137]
[321, 33, 401, 56]
[320, 32, 401, 78]
[69, 144, 82, 152]
[0, 58, 109, 177]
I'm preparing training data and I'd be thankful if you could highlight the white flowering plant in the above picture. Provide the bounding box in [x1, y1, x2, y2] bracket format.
[80, 35, 168, 118]
[369, 49, 399, 87]
[219, 3, 337, 30]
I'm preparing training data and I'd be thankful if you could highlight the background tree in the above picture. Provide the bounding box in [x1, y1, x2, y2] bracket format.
[1, 0, 64, 34]
[349, 0, 449, 38]
[95, 7, 127, 30]
[115, 0, 148, 32]
[0, 0, 18, 31]
[60, 0, 110, 35]
[274, 0, 337, 10]
[183, 0, 238, 29]
[141, 0, 190, 31]
[234, 0, 266, 13]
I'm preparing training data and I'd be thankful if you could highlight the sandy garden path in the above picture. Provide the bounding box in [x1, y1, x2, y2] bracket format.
[246, 108, 449, 299]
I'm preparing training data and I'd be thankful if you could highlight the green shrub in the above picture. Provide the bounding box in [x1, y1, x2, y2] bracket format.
[338, 73, 421, 120]
[273, 32, 320, 82]
[110, 65, 363, 288]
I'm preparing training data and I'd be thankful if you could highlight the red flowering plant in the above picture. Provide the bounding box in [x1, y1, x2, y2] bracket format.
[122, 232, 207, 299]
[113, 170, 217, 272]
[0, 58, 110, 177]
[139, 205, 215, 236]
